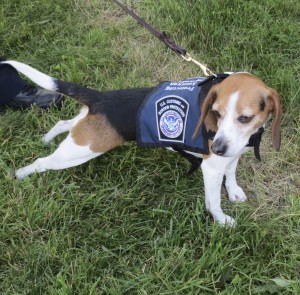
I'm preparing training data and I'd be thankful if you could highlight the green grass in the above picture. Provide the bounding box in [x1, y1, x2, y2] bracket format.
[0, 0, 300, 294]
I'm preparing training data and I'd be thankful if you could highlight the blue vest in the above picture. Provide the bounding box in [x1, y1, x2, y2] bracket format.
[137, 77, 212, 154]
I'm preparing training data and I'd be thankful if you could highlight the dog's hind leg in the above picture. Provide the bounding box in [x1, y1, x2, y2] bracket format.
[43, 107, 89, 144]
[16, 113, 125, 179]
[16, 134, 102, 179]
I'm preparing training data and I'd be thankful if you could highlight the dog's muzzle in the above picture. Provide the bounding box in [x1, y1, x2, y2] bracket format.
[211, 137, 228, 156]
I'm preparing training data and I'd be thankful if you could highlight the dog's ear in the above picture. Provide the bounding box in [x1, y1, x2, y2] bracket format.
[267, 88, 282, 151]
[192, 85, 219, 139]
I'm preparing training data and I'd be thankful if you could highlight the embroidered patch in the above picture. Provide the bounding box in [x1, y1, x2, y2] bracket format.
[156, 95, 189, 143]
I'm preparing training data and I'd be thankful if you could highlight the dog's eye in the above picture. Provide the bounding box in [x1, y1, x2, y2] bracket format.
[238, 115, 254, 123]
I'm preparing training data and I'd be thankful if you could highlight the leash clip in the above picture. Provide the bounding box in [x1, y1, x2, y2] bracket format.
[181, 53, 216, 77]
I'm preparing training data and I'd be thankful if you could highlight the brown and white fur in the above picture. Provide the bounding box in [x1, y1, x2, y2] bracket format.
[2, 61, 282, 226]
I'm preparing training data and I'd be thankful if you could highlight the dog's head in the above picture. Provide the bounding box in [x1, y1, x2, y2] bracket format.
[193, 73, 282, 157]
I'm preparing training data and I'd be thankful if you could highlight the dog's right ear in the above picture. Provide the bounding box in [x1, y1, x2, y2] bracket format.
[192, 85, 219, 139]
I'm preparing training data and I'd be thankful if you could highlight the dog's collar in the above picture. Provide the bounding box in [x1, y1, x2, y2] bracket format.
[198, 73, 231, 87]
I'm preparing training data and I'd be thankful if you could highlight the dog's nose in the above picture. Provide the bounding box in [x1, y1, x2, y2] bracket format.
[211, 138, 228, 156]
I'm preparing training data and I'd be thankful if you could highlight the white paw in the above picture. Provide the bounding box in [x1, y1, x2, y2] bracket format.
[42, 133, 52, 145]
[211, 210, 236, 227]
[15, 168, 29, 180]
[226, 185, 247, 202]
[218, 214, 236, 227]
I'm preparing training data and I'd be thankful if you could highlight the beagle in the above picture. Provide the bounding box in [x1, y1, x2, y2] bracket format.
[2, 60, 282, 226]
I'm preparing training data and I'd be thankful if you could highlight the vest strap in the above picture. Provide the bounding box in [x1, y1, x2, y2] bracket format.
[246, 127, 265, 161]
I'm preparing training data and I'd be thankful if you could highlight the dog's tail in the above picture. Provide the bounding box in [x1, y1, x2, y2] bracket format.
[1, 60, 102, 106]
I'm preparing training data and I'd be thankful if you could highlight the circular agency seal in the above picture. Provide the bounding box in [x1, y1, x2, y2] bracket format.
[159, 110, 184, 139]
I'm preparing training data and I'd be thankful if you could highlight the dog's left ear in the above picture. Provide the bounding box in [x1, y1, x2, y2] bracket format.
[192, 84, 219, 139]
[267, 88, 282, 151]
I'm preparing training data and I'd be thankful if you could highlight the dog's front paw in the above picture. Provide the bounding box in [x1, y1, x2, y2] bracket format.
[218, 214, 236, 227]
[211, 210, 236, 227]
[226, 185, 247, 202]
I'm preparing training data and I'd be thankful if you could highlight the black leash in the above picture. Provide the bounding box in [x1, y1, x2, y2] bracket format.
[112, 0, 215, 76]
[112, 0, 186, 56]
[112, 0, 186, 55]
